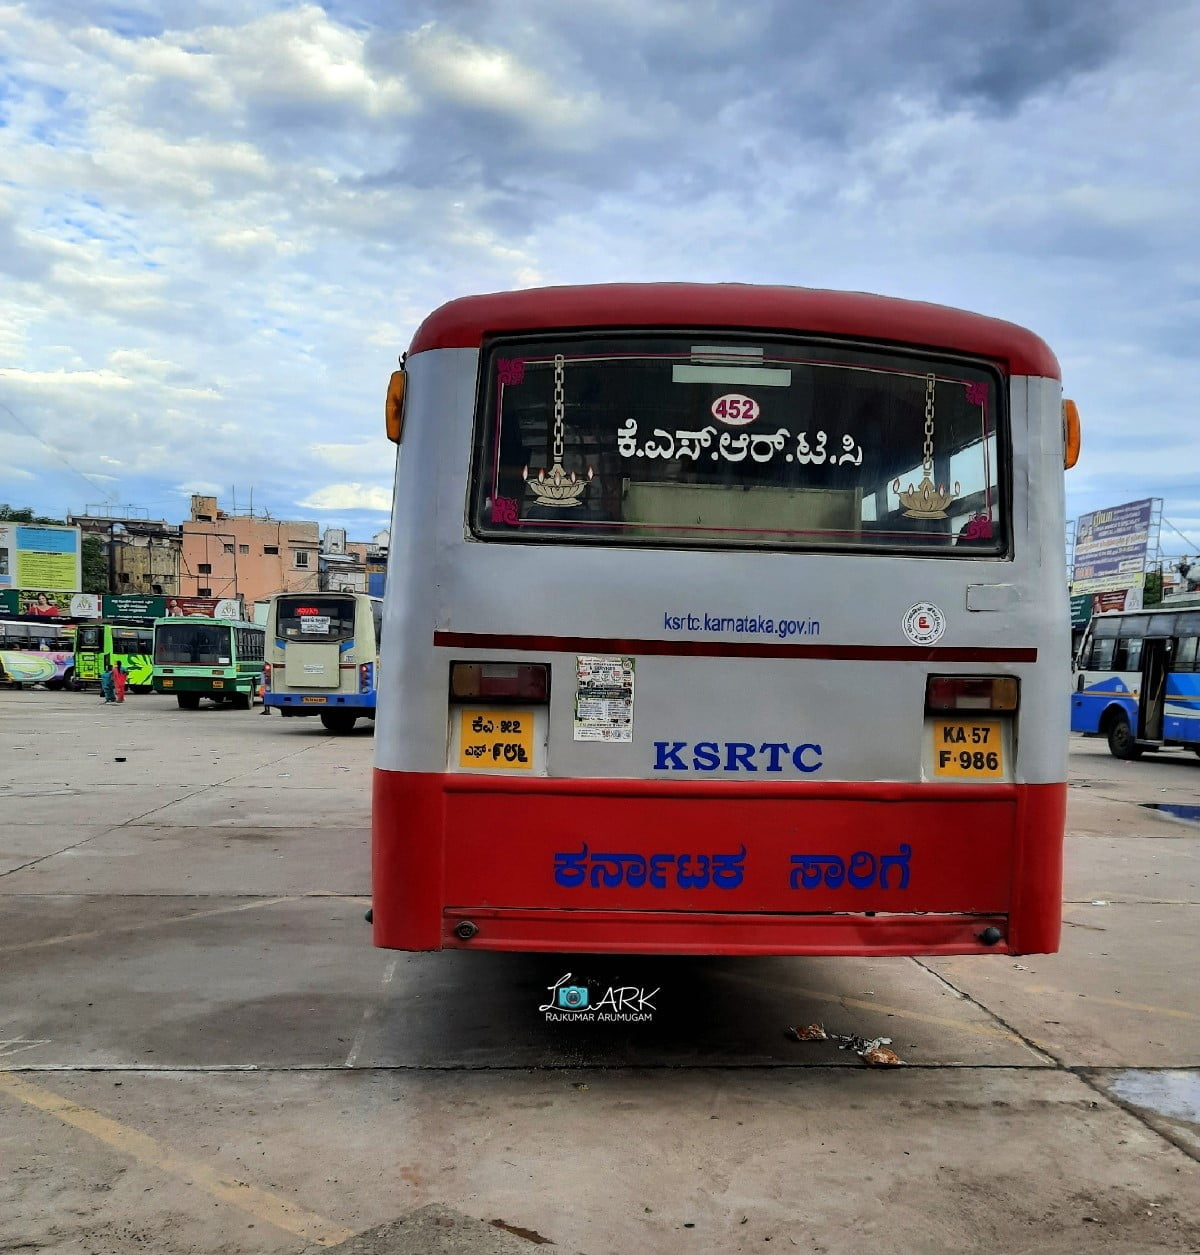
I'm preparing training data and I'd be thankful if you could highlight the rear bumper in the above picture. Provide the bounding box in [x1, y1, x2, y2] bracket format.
[372, 772, 1066, 956]
[265, 692, 375, 712]
[153, 676, 255, 694]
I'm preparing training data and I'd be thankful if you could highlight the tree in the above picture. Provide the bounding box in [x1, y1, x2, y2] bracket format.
[82, 535, 108, 594]
[0, 504, 62, 524]
[1144, 568, 1163, 607]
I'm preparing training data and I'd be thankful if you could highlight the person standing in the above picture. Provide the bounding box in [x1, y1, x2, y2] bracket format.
[113, 661, 128, 704]
[99, 662, 115, 703]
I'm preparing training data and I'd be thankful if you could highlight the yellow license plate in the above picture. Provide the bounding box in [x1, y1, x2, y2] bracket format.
[302, 696, 327, 704]
[932, 720, 1004, 778]
[162, 679, 173, 687]
[212, 680, 224, 688]
[459, 709, 534, 770]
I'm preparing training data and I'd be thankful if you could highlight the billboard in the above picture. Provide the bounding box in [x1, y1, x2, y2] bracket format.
[1070, 499, 1157, 599]
[103, 594, 244, 621]
[0, 523, 82, 593]
[0, 589, 97, 618]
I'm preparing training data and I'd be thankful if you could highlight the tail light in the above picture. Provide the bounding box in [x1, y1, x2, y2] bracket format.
[926, 676, 1019, 713]
[359, 662, 373, 693]
[450, 662, 549, 703]
[263, 662, 272, 693]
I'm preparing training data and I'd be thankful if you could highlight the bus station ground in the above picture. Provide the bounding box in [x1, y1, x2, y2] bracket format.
[1, 691, 1198, 1255]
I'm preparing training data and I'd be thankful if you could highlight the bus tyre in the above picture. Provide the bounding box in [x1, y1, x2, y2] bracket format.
[320, 711, 357, 734]
[176, 693, 202, 711]
[1106, 713, 1142, 760]
[232, 693, 252, 710]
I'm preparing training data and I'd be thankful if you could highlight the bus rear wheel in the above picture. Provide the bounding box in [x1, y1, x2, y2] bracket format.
[320, 711, 357, 734]
[176, 693, 202, 710]
[231, 693, 252, 710]
[1106, 713, 1142, 760]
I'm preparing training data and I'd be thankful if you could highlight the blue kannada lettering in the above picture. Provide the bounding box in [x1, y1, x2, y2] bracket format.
[554, 844, 746, 890]
[788, 844, 912, 891]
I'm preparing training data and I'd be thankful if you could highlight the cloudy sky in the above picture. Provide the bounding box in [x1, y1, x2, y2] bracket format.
[2, 0, 1198, 562]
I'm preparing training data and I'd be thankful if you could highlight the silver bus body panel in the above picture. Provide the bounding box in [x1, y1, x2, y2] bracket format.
[375, 348, 1068, 785]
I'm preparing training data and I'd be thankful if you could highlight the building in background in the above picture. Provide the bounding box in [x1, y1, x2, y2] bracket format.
[69, 510, 181, 596]
[181, 496, 320, 607]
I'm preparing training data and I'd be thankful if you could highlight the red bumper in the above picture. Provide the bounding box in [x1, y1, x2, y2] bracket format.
[371, 772, 1065, 956]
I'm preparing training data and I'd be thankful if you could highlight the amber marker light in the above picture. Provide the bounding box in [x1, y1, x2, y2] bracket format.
[385, 368, 406, 443]
[1063, 398, 1081, 469]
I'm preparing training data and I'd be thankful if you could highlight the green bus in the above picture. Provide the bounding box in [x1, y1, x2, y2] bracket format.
[152, 616, 265, 709]
[74, 622, 155, 691]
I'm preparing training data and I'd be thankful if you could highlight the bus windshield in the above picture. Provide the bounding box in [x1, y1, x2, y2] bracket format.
[274, 596, 357, 642]
[155, 622, 232, 664]
[473, 335, 1004, 552]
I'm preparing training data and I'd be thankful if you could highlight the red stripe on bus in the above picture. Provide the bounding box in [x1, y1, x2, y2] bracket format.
[433, 631, 1036, 663]
[409, 283, 1061, 379]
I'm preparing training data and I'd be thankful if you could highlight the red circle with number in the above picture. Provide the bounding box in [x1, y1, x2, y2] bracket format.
[711, 393, 760, 425]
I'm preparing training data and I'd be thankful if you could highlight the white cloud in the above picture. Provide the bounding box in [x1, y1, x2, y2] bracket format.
[0, 0, 1195, 544]
[297, 483, 392, 512]
[308, 442, 385, 472]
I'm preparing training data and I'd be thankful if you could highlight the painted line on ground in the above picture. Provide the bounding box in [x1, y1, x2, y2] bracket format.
[1023, 985, 1199, 1021]
[0, 896, 296, 955]
[344, 958, 399, 1068]
[0, 1072, 356, 1246]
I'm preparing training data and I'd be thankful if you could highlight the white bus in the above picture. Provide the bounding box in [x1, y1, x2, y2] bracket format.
[372, 283, 1079, 956]
[262, 592, 382, 733]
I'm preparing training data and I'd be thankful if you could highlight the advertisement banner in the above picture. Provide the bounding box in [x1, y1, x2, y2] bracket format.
[1070, 593, 1094, 629]
[162, 595, 243, 620]
[1070, 499, 1155, 596]
[0, 523, 82, 593]
[103, 594, 167, 621]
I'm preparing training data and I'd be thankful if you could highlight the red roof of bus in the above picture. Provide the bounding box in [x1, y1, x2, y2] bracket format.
[407, 283, 1060, 380]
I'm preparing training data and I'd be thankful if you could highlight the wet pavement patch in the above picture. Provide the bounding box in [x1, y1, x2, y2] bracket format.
[1138, 803, 1200, 825]
[1110, 1070, 1200, 1126]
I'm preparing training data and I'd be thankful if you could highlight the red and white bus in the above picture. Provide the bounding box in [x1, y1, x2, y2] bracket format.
[372, 283, 1079, 956]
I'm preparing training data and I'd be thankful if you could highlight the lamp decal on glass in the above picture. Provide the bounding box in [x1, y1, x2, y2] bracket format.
[893, 373, 959, 519]
[523, 354, 594, 507]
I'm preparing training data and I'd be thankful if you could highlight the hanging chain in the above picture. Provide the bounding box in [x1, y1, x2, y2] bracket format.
[922, 373, 936, 477]
[552, 354, 565, 463]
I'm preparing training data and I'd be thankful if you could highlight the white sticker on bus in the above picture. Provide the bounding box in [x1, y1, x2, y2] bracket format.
[902, 602, 946, 645]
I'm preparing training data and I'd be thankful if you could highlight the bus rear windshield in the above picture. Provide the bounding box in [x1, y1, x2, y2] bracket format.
[156, 623, 232, 664]
[471, 334, 1006, 552]
[275, 597, 356, 642]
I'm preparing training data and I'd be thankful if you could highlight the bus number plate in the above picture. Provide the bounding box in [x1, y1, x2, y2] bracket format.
[459, 709, 533, 770]
[932, 720, 1003, 778]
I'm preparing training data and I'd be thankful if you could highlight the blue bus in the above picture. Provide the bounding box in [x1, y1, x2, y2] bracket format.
[262, 592, 382, 733]
[1071, 606, 1200, 759]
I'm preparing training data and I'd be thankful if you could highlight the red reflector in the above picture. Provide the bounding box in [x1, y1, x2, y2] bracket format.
[451, 662, 549, 702]
[926, 675, 1019, 712]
